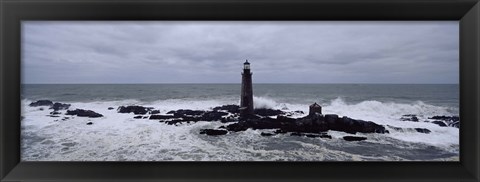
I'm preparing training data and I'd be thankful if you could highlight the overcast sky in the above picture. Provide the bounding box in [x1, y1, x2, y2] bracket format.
[22, 21, 459, 84]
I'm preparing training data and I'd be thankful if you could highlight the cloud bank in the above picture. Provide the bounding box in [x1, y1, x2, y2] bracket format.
[22, 21, 459, 84]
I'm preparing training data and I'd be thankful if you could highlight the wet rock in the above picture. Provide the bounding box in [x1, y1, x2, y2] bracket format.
[133, 116, 143, 119]
[149, 115, 176, 120]
[108, 107, 114, 110]
[305, 133, 332, 139]
[213, 105, 240, 113]
[66, 109, 103, 118]
[50, 111, 61, 115]
[201, 111, 229, 121]
[29, 100, 53, 107]
[48, 115, 60, 118]
[432, 121, 447, 127]
[50, 102, 71, 111]
[254, 108, 285, 117]
[343, 136, 367, 141]
[290, 132, 304, 137]
[261, 132, 275, 136]
[220, 116, 238, 123]
[429, 116, 459, 122]
[167, 109, 205, 117]
[86, 122, 93, 125]
[149, 110, 160, 114]
[199, 129, 228, 136]
[400, 114, 419, 122]
[118, 106, 152, 115]
[226, 114, 388, 135]
[415, 128, 431, 134]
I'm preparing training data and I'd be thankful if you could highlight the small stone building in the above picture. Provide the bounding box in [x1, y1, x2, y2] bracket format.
[309, 102, 322, 116]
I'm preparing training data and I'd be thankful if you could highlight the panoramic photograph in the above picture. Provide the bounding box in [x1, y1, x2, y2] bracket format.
[21, 21, 459, 161]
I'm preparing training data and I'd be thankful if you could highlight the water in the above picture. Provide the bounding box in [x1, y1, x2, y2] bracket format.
[20, 84, 459, 161]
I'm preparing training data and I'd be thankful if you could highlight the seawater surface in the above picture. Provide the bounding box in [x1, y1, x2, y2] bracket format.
[21, 84, 459, 161]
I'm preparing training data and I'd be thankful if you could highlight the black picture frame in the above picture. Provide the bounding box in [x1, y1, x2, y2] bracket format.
[1, 0, 479, 181]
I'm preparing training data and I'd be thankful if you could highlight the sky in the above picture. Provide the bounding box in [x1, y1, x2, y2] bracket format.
[22, 21, 459, 84]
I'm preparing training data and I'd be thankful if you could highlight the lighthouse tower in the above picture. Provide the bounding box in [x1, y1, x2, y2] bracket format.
[240, 60, 254, 117]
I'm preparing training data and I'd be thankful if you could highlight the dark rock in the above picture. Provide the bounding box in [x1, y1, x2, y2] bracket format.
[108, 107, 114, 110]
[48, 115, 60, 118]
[400, 114, 419, 122]
[432, 121, 447, 127]
[66, 109, 103, 118]
[143, 116, 148, 119]
[290, 132, 304, 136]
[305, 133, 332, 139]
[275, 129, 288, 134]
[29, 100, 53, 107]
[50, 111, 61, 115]
[117, 106, 152, 115]
[201, 111, 229, 121]
[261, 132, 275, 136]
[167, 109, 204, 117]
[343, 136, 367, 141]
[50, 102, 71, 111]
[149, 115, 176, 120]
[133, 116, 143, 119]
[429, 116, 459, 122]
[226, 114, 388, 135]
[213, 105, 240, 113]
[220, 116, 238, 123]
[254, 108, 285, 117]
[199, 129, 228, 136]
[86, 122, 93, 125]
[149, 110, 160, 114]
[449, 121, 460, 128]
[415, 128, 431, 134]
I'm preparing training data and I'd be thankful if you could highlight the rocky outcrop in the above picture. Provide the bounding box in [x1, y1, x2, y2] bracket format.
[432, 121, 447, 127]
[66, 109, 103, 118]
[50, 102, 71, 111]
[343, 136, 367, 141]
[29, 100, 53, 107]
[213, 105, 239, 113]
[400, 114, 419, 122]
[118, 106, 153, 115]
[254, 108, 284, 117]
[199, 129, 228, 136]
[226, 114, 388, 135]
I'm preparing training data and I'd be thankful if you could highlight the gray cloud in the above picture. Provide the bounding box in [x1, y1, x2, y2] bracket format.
[22, 21, 458, 84]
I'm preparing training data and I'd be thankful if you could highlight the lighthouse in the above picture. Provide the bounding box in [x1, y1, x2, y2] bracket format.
[240, 60, 254, 117]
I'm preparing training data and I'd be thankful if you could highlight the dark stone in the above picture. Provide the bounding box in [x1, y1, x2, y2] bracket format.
[199, 129, 228, 136]
[117, 106, 153, 115]
[429, 116, 459, 122]
[213, 105, 240, 113]
[343, 136, 367, 141]
[66, 109, 103, 118]
[254, 108, 285, 117]
[305, 133, 332, 139]
[149, 110, 160, 114]
[29, 100, 53, 107]
[50, 102, 71, 111]
[201, 111, 229, 121]
[415, 128, 431, 134]
[86, 122, 93, 125]
[133, 116, 143, 119]
[261, 132, 275, 136]
[290, 132, 304, 136]
[50, 111, 61, 115]
[432, 121, 447, 127]
[400, 114, 419, 122]
[220, 116, 238, 123]
[108, 107, 114, 110]
[226, 114, 388, 135]
[48, 115, 60, 118]
[167, 109, 205, 117]
[149, 115, 176, 120]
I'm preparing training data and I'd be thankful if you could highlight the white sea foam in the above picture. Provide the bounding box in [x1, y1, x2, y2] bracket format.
[20, 97, 459, 161]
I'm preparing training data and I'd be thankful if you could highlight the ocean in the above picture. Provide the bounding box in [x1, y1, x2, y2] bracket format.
[20, 84, 459, 161]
